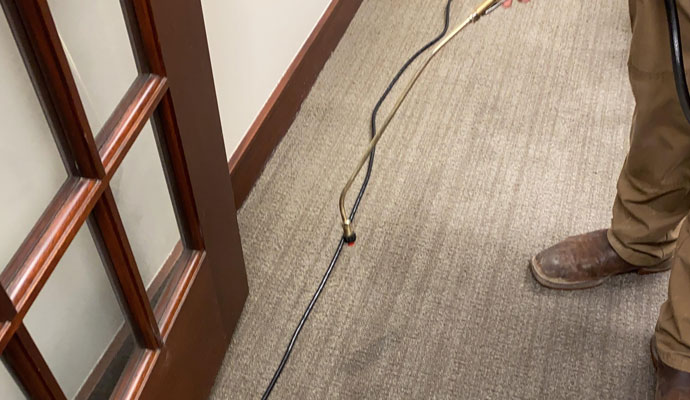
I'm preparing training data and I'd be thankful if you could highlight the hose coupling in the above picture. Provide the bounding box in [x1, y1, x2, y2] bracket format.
[342, 219, 357, 246]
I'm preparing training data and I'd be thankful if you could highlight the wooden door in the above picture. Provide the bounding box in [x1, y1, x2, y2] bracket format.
[0, 0, 248, 398]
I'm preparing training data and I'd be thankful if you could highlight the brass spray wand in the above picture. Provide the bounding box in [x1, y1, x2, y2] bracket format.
[339, 0, 508, 244]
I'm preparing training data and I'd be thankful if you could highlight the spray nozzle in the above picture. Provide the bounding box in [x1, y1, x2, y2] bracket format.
[342, 220, 357, 246]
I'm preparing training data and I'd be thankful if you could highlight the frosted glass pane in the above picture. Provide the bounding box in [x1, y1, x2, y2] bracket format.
[24, 226, 138, 399]
[111, 123, 180, 292]
[47, 0, 138, 131]
[0, 15, 67, 272]
[0, 361, 27, 399]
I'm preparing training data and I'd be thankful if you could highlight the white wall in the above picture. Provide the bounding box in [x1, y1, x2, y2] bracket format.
[201, 0, 332, 158]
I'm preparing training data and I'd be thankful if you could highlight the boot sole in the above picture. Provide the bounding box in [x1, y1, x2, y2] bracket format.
[529, 256, 671, 291]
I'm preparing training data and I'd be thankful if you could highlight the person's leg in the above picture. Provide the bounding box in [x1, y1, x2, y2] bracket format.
[615, 0, 690, 377]
[530, 0, 690, 396]
[608, 0, 690, 268]
[531, 0, 690, 289]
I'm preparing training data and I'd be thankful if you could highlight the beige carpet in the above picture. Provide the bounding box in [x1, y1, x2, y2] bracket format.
[210, 0, 667, 398]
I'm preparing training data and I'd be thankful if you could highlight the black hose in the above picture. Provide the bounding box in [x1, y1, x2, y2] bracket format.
[664, 0, 690, 125]
[261, 1, 455, 398]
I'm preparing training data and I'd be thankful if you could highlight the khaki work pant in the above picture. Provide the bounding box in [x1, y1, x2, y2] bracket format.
[608, 0, 690, 372]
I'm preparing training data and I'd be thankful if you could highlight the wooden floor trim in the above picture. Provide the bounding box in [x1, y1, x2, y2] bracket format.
[228, 0, 363, 209]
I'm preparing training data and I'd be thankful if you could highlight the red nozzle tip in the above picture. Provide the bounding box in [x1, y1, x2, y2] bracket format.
[348, 242, 355, 247]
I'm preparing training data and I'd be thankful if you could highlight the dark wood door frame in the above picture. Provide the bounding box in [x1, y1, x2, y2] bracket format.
[125, 1, 250, 396]
[139, 0, 248, 335]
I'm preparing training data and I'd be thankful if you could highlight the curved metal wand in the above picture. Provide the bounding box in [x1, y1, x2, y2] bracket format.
[339, 0, 508, 243]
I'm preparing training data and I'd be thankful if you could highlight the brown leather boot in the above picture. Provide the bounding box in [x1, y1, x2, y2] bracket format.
[530, 229, 671, 290]
[651, 337, 690, 399]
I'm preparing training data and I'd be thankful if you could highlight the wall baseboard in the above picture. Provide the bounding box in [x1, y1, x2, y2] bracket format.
[228, 0, 363, 209]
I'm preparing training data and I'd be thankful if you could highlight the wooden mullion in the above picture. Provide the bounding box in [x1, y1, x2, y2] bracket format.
[154, 250, 204, 339]
[111, 250, 204, 399]
[0, 178, 103, 354]
[1, 179, 80, 289]
[97, 74, 168, 176]
[1, 178, 103, 315]
[110, 348, 156, 400]
[4, 0, 104, 179]
[87, 74, 170, 350]
[150, 96, 204, 250]
[90, 189, 162, 349]
[4, 323, 67, 400]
